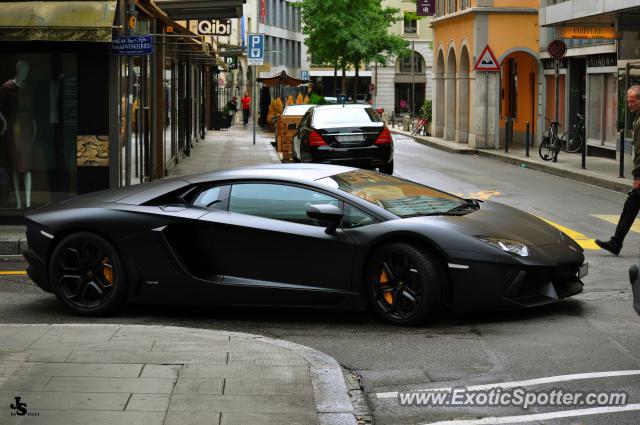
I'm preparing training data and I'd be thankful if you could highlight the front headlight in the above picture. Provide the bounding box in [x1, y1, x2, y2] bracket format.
[475, 236, 529, 257]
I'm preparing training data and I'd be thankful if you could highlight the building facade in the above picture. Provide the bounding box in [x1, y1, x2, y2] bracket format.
[0, 0, 241, 223]
[371, 0, 434, 117]
[431, 0, 540, 148]
[540, 0, 640, 155]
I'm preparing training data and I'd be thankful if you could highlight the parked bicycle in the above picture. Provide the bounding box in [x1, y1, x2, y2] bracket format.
[539, 118, 561, 161]
[560, 113, 585, 153]
[411, 118, 429, 136]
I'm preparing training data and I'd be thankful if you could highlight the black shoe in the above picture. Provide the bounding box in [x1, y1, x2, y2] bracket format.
[595, 239, 621, 255]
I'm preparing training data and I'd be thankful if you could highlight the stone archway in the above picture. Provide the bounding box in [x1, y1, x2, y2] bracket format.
[434, 49, 445, 137]
[498, 48, 542, 148]
[444, 46, 457, 141]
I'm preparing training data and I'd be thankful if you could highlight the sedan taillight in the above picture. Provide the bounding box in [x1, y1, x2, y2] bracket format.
[309, 130, 328, 147]
[374, 127, 392, 145]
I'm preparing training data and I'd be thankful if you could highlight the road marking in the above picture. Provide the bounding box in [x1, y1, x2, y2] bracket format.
[422, 404, 640, 425]
[535, 216, 599, 250]
[592, 214, 640, 234]
[375, 370, 640, 399]
[0, 271, 27, 276]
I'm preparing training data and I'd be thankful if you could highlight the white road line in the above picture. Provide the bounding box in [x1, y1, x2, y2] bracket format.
[422, 403, 640, 425]
[375, 370, 640, 399]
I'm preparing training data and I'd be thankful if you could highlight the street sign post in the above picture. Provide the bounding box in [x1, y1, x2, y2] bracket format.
[247, 33, 265, 66]
[474, 45, 500, 72]
[548, 40, 567, 162]
[247, 34, 265, 145]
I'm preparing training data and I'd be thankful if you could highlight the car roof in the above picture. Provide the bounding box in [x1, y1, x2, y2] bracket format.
[183, 163, 357, 184]
[312, 104, 372, 111]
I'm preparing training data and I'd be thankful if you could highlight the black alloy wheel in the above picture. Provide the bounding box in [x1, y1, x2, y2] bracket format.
[366, 243, 442, 325]
[49, 232, 127, 316]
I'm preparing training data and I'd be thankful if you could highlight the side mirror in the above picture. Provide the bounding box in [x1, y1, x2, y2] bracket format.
[287, 123, 297, 130]
[306, 204, 343, 235]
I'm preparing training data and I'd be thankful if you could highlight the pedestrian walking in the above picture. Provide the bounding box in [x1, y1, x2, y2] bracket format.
[241, 92, 251, 126]
[595, 85, 640, 255]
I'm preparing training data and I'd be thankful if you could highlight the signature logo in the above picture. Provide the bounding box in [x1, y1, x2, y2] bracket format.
[10, 396, 38, 417]
[10, 397, 27, 416]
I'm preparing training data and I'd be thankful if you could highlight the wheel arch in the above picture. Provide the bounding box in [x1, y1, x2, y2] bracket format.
[46, 226, 141, 299]
[357, 232, 453, 307]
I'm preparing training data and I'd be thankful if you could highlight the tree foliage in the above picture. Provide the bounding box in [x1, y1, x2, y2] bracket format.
[294, 0, 409, 95]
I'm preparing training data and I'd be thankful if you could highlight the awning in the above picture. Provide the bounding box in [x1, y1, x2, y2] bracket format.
[154, 0, 243, 20]
[257, 70, 310, 88]
[0, 1, 117, 42]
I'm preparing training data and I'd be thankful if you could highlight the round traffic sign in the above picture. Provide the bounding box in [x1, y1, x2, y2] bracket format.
[547, 40, 567, 60]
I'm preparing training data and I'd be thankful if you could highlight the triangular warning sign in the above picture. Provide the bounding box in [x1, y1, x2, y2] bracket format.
[475, 45, 500, 71]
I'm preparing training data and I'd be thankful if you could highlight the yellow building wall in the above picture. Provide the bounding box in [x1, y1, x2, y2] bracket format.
[486, 14, 538, 61]
[491, 0, 539, 8]
[433, 14, 475, 64]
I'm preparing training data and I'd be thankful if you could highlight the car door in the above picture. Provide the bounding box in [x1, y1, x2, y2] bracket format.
[197, 182, 356, 305]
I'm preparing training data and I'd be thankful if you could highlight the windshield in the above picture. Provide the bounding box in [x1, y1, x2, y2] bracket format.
[317, 170, 470, 217]
[312, 107, 381, 127]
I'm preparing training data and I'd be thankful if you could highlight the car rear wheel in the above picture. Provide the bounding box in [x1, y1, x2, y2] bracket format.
[378, 160, 394, 175]
[49, 232, 127, 316]
[366, 242, 442, 325]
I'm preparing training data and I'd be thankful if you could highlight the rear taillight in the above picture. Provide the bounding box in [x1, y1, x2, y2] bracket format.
[374, 127, 392, 145]
[309, 130, 327, 147]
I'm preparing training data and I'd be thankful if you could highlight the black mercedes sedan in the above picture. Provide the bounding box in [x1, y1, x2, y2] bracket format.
[292, 104, 394, 174]
[23, 164, 586, 325]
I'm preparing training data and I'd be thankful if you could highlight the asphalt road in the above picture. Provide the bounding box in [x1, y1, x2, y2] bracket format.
[1, 134, 639, 425]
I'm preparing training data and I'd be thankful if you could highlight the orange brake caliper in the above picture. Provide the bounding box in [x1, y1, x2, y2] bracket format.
[379, 269, 393, 304]
[102, 258, 114, 285]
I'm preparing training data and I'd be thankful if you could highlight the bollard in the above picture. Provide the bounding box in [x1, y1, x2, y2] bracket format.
[581, 129, 586, 169]
[505, 117, 510, 153]
[525, 121, 530, 157]
[619, 130, 625, 179]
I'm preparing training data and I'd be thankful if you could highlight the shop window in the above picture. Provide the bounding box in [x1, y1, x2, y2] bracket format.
[545, 73, 566, 130]
[0, 54, 78, 210]
[588, 73, 617, 146]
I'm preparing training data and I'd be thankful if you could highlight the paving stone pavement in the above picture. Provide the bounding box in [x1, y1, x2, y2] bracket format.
[0, 324, 358, 425]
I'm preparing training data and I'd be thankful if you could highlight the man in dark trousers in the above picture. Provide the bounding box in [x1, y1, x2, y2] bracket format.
[596, 85, 640, 255]
[241, 91, 251, 126]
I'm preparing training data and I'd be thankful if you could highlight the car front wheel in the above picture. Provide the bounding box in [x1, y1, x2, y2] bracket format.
[49, 232, 127, 316]
[366, 242, 442, 325]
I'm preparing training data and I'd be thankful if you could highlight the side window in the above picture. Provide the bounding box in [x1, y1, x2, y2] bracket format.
[228, 183, 339, 226]
[192, 185, 229, 210]
[343, 203, 378, 228]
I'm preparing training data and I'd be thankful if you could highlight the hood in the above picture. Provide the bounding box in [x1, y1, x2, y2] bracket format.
[422, 201, 564, 247]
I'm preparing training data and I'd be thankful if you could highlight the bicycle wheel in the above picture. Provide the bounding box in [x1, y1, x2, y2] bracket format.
[561, 130, 583, 153]
[539, 137, 555, 161]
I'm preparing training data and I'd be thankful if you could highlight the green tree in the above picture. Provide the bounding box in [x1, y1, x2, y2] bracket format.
[295, 0, 409, 98]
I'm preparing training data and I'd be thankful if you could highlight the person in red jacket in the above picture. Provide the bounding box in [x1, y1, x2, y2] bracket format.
[241, 92, 251, 126]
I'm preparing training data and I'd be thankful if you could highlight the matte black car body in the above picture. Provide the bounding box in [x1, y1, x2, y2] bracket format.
[24, 164, 585, 316]
[292, 105, 394, 173]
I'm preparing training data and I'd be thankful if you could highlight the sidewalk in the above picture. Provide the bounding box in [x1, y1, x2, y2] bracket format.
[0, 324, 361, 425]
[391, 127, 634, 194]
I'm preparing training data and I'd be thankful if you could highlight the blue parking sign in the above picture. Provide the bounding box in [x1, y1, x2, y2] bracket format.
[248, 33, 264, 65]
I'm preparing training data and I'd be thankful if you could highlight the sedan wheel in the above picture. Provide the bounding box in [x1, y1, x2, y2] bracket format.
[378, 160, 394, 175]
[49, 232, 127, 316]
[366, 243, 442, 325]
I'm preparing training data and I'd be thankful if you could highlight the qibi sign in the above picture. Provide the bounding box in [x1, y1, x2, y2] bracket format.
[197, 19, 232, 36]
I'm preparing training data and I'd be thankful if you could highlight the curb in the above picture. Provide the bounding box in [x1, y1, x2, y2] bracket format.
[1, 324, 361, 425]
[391, 128, 630, 194]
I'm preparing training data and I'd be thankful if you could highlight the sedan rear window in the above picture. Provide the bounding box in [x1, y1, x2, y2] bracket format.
[318, 170, 471, 218]
[313, 107, 381, 127]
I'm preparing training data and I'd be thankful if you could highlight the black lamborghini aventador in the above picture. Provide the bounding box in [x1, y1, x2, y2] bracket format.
[23, 164, 587, 325]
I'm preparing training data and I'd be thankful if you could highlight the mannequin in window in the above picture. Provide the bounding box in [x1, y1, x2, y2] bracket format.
[0, 60, 36, 209]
